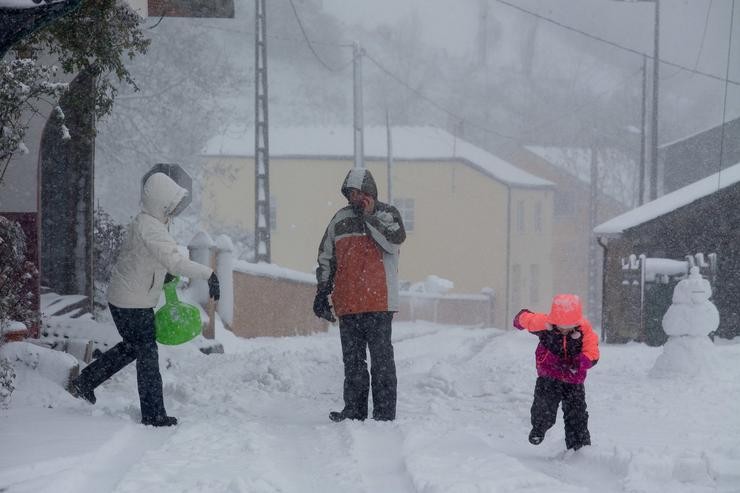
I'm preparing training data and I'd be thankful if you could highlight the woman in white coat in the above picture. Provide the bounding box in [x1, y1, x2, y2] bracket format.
[70, 172, 219, 427]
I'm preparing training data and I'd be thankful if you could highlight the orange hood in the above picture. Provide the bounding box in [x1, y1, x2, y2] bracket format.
[546, 294, 584, 326]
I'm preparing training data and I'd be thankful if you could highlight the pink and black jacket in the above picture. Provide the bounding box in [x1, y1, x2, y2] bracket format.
[513, 298, 600, 385]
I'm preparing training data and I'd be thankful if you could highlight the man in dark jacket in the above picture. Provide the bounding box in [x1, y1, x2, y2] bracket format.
[314, 168, 406, 422]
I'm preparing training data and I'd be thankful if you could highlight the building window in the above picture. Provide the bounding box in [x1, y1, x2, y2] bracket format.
[529, 264, 540, 304]
[270, 194, 277, 231]
[534, 201, 543, 232]
[516, 200, 525, 233]
[393, 197, 415, 232]
[511, 264, 522, 309]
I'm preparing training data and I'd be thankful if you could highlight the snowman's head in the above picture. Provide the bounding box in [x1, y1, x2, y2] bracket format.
[672, 267, 712, 305]
[687, 267, 712, 304]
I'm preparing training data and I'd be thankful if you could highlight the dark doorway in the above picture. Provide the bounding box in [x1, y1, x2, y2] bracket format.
[39, 67, 96, 310]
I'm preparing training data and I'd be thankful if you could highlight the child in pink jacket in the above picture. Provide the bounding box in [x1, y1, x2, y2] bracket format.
[513, 294, 600, 450]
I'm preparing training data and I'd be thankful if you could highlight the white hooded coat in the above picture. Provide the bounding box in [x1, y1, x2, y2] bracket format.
[106, 173, 213, 309]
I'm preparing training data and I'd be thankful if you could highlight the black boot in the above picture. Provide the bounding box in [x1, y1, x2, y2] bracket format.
[142, 415, 178, 427]
[329, 410, 365, 422]
[529, 427, 545, 445]
[69, 378, 96, 405]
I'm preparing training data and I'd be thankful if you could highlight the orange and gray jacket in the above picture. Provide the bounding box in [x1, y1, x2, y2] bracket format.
[316, 169, 406, 317]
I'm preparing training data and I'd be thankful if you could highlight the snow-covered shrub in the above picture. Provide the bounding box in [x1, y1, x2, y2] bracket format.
[93, 206, 125, 313]
[0, 357, 15, 408]
[0, 216, 38, 332]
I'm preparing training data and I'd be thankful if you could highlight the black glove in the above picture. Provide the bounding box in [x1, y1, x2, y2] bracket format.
[539, 329, 566, 358]
[512, 308, 532, 330]
[164, 273, 176, 284]
[208, 272, 220, 301]
[313, 286, 336, 322]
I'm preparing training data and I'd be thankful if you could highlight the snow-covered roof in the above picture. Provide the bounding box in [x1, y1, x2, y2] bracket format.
[594, 161, 740, 235]
[526, 145, 635, 205]
[659, 115, 740, 150]
[203, 126, 553, 188]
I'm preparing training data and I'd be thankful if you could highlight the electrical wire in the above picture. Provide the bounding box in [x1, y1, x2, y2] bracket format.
[364, 51, 517, 141]
[523, 66, 644, 138]
[286, 0, 351, 72]
[692, 0, 713, 72]
[493, 0, 740, 87]
[148, 12, 166, 29]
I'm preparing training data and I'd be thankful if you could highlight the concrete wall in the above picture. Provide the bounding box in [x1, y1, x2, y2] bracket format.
[231, 270, 328, 338]
[230, 270, 500, 338]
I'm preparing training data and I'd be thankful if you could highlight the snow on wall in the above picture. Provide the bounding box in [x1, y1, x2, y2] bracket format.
[234, 260, 317, 285]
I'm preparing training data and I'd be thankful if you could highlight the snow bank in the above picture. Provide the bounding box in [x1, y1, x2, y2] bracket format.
[2, 320, 739, 492]
[0, 342, 78, 388]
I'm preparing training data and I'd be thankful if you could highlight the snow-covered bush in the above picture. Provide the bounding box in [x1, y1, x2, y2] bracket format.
[0, 216, 33, 408]
[93, 206, 125, 313]
[0, 357, 15, 409]
[0, 216, 38, 332]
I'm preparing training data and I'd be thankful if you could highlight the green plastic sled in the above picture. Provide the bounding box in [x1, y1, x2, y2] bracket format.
[155, 276, 202, 345]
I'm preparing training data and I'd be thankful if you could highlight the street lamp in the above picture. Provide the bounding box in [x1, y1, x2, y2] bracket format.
[611, 0, 659, 201]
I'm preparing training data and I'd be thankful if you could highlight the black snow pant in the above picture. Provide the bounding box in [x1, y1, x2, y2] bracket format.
[338, 312, 397, 421]
[76, 304, 167, 421]
[531, 376, 591, 450]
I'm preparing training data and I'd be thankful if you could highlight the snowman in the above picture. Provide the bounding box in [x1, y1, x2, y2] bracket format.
[650, 267, 719, 377]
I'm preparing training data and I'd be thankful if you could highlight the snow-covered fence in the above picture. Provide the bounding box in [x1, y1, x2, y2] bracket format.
[214, 235, 234, 327]
[396, 290, 496, 327]
[230, 261, 328, 338]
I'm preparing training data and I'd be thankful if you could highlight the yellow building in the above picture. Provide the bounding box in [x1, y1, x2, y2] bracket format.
[201, 126, 555, 328]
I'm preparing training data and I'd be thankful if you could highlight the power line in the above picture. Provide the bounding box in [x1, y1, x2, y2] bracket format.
[523, 66, 644, 138]
[692, 0, 713, 72]
[364, 51, 517, 141]
[493, 0, 740, 87]
[286, 0, 352, 72]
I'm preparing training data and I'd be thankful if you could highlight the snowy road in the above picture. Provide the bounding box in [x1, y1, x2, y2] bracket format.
[2, 322, 740, 492]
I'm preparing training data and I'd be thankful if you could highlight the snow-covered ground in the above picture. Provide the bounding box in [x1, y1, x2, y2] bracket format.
[2, 316, 740, 493]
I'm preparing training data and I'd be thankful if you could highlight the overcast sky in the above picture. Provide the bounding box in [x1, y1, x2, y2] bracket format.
[320, 0, 740, 136]
[321, 0, 736, 74]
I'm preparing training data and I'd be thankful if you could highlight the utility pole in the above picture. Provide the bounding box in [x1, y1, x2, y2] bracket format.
[386, 110, 393, 204]
[650, 0, 660, 200]
[639, 54, 647, 205]
[610, 0, 659, 200]
[353, 41, 365, 169]
[588, 146, 599, 321]
[254, 0, 271, 262]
